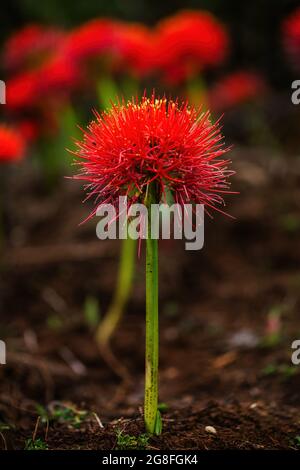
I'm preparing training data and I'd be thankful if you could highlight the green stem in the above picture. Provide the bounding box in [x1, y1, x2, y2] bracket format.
[97, 76, 119, 110]
[96, 235, 136, 347]
[37, 104, 80, 189]
[144, 184, 161, 434]
[186, 76, 208, 109]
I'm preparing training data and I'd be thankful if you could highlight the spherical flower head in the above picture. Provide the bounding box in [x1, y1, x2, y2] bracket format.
[209, 71, 267, 111]
[155, 10, 229, 84]
[2, 24, 65, 71]
[282, 7, 300, 70]
[0, 125, 26, 163]
[73, 95, 234, 220]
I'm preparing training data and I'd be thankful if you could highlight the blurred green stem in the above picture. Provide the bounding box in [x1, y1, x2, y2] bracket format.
[121, 75, 140, 100]
[96, 235, 136, 347]
[95, 75, 139, 348]
[97, 76, 119, 109]
[186, 76, 208, 109]
[38, 104, 80, 188]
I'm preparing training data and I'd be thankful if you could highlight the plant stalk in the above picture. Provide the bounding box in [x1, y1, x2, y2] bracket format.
[144, 184, 160, 434]
[96, 235, 136, 347]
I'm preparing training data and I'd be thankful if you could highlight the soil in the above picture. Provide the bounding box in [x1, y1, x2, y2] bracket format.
[1, 146, 300, 450]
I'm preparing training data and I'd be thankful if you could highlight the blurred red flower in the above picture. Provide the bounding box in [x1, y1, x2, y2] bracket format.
[62, 19, 119, 63]
[38, 55, 82, 96]
[282, 7, 300, 69]
[73, 95, 234, 220]
[114, 23, 156, 77]
[2, 24, 65, 71]
[155, 10, 229, 84]
[208, 71, 266, 111]
[6, 71, 39, 109]
[0, 125, 26, 162]
[6, 55, 81, 111]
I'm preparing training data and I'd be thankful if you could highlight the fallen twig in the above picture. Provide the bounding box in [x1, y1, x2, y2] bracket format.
[93, 412, 104, 430]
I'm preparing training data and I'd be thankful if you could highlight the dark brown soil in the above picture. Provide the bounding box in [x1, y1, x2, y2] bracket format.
[1, 147, 300, 450]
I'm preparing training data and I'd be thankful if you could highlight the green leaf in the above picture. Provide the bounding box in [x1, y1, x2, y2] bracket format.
[157, 402, 168, 413]
[25, 438, 48, 450]
[154, 410, 162, 436]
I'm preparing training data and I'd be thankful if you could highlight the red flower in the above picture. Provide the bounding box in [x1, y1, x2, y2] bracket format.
[0, 125, 26, 162]
[38, 55, 82, 96]
[6, 71, 39, 109]
[73, 95, 234, 219]
[62, 19, 119, 63]
[114, 23, 156, 77]
[6, 56, 81, 110]
[282, 7, 300, 70]
[208, 71, 266, 111]
[155, 10, 229, 84]
[3, 24, 65, 71]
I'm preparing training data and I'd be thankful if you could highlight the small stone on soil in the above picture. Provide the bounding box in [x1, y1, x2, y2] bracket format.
[205, 425, 217, 435]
